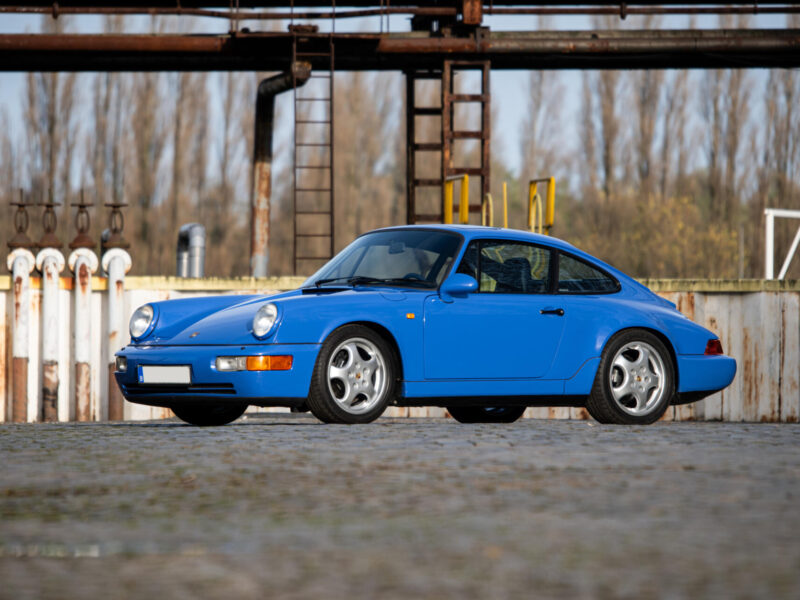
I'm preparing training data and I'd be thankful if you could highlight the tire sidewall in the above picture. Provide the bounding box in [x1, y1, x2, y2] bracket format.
[310, 325, 397, 424]
[594, 330, 675, 425]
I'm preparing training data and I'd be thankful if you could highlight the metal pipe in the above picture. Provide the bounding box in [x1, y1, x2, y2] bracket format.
[2, 4, 799, 19]
[176, 223, 206, 278]
[35, 248, 65, 422]
[766, 210, 775, 279]
[251, 62, 311, 277]
[68, 248, 99, 422]
[6, 248, 35, 423]
[101, 248, 132, 421]
[3, 29, 799, 72]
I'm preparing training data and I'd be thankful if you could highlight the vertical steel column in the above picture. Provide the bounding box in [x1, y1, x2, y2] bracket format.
[441, 63, 452, 220]
[68, 248, 99, 422]
[35, 248, 65, 422]
[405, 72, 416, 223]
[6, 249, 35, 423]
[101, 248, 131, 421]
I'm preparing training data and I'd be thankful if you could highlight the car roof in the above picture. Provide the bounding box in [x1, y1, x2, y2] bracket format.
[371, 224, 581, 253]
[368, 224, 646, 293]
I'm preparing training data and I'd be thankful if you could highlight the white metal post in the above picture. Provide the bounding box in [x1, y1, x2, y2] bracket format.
[765, 210, 775, 279]
[101, 248, 132, 421]
[68, 248, 99, 422]
[6, 249, 35, 422]
[35, 248, 66, 422]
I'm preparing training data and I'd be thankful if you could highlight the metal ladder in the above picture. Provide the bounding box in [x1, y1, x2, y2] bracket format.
[292, 2, 335, 275]
[406, 60, 491, 224]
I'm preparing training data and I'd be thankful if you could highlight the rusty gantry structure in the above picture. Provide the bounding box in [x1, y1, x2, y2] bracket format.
[2, 1, 800, 274]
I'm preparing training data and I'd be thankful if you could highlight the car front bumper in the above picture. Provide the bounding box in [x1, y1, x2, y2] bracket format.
[114, 343, 321, 407]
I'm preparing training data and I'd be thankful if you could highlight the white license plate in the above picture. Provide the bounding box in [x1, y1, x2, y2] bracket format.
[138, 365, 192, 385]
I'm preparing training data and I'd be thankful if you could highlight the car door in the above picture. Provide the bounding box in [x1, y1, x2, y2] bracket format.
[423, 239, 566, 380]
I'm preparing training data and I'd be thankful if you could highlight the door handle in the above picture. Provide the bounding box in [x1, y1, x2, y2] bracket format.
[540, 308, 565, 316]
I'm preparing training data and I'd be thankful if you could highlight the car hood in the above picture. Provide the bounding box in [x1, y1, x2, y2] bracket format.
[136, 286, 420, 346]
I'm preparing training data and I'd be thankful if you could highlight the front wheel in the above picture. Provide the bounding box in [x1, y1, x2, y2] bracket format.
[585, 329, 675, 425]
[171, 402, 247, 426]
[307, 325, 398, 424]
[447, 406, 526, 424]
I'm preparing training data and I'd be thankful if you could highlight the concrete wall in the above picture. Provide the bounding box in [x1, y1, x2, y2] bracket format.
[1, 276, 798, 422]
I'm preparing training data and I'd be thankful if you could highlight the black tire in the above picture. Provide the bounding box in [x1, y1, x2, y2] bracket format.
[171, 402, 247, 426]
[585, 329, 675, 425]
[307, 324, 398, 424]
[447, 406, 526, 424]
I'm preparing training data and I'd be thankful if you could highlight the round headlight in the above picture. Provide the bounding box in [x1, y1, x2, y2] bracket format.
[253, 303, 279, 338]
[130, 304, 154, 339]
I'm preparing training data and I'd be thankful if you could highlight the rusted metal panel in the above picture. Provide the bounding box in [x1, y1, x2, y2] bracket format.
[75, 362, 91, 422]
[780, 293, 800, 422]
[11, 357, 27, 423]
[461, 0, 483, 25]
[41, 361, 58, 421]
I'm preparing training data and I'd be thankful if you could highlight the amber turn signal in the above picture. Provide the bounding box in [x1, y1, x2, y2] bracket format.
[704, 339, 723, 355]
[246, 355, 293, 371]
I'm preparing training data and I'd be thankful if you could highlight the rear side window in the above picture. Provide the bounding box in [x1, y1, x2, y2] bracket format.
[558, 253, 619, 294]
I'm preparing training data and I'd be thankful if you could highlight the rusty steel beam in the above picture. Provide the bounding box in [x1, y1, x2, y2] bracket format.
[0, 29, 798, 71]
[2, 2, 800, 22]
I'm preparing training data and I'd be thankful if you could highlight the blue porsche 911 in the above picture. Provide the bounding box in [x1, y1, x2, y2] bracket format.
[115, 225, 736, 426]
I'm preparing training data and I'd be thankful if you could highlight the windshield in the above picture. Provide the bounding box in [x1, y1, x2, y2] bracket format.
[303, 229, 462, 289]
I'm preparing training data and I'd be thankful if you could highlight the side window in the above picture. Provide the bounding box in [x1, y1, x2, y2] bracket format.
[558, 253, 619, 293]
[455, 241, 551, 294]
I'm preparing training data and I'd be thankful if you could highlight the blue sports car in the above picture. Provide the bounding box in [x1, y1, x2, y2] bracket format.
[115, 225, 736, 426]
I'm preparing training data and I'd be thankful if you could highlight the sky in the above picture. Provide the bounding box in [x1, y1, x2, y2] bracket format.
[0, 10, 789, 179]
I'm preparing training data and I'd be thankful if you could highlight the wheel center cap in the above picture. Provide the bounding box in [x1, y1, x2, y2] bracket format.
[355, 373, 362, 380]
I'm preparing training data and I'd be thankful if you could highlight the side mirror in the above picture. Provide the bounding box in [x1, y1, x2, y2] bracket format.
[440, 273, 478, 303]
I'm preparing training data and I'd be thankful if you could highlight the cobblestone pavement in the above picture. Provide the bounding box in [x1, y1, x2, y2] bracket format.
[1, 415, 798, 599]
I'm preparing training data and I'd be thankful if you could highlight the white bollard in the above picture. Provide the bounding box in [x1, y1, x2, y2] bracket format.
[6, 248, 35, 423]
[101, 248, 132, 421]
[35, 248, 66, 422]
[68, 248, 99, 422]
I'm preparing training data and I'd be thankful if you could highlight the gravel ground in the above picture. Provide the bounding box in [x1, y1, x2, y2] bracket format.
[1, 415, 798, 599]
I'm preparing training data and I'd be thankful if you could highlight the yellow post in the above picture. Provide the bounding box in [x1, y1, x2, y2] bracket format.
[443, 180, 454, 224]
[444, 175, 469, 224]
[545, 176, 556, 234]
[482, 193, 494, 226]
[528, 182, 543, 234]
[459, 174, 469, 224]
[502, 182, 508, 228]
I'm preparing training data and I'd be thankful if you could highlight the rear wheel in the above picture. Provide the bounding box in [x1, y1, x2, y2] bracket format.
[585, 329, 675, 425]
[447, 406, 526, 424]
[308, 325, 397, 424]
[171, 402, 247, 426]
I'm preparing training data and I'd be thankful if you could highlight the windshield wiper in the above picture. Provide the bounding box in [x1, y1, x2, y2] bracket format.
[314, 275, 386, 287]
[314, 275, 434, 288]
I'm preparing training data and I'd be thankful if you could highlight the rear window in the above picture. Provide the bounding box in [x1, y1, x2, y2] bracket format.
[557, 253, 619, 294]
